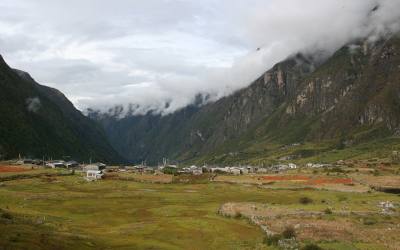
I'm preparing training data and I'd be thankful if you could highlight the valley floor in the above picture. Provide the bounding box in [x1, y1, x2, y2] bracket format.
[0, 166, 399, 250]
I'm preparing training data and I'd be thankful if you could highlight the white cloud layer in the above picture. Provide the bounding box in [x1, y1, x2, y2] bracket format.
[1, 0, 399, 115]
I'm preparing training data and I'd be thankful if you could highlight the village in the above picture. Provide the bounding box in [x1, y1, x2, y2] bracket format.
[11, 157, 342, 181]
[11, 150, 400, 182]
[2, 150, 396, 191]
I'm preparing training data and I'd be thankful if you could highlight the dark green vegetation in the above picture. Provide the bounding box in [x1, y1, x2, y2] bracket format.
[91, 34, 400, 165]
[263, 226, 296, 247]
[0, 55, 122, 163]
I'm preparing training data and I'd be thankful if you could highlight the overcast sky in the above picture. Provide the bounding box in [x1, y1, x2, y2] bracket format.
[1, 0, 399, 115]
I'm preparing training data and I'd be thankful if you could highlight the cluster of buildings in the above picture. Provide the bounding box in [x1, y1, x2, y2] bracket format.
[15, 156, 347, 181]
[305, 163, 333, 168]
[179, 165, 203, 175]
[16, 158, 107, 181]
[16, 158, 80, 169]
[207, 163, 299, 175]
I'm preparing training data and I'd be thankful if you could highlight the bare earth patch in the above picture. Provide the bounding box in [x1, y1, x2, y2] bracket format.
[104, 173, 173, 183]
[352, 174, 400, 188]
[219, 202, 400, 249]
[214, 175, 370, 192]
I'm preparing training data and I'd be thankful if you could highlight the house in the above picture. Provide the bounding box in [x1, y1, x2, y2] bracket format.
[46, 161, 65, 168]
[239, 168, 249, 174]
[32, 159, 44, 165]
[272, 164, 289, 171]
[257, 168, 269, 173]
[246, 166, 259, 173]
[143, 167, 155, 174]
[86, 170, 103, 181]
[186, 166, 203, 175]
[105, 166, 120, 172]
[16, 159, 33, 165]
[83, 163, 106, 171]
[230, 168, 241, 175]
[124, 165, 144, 173]
[66, 161, 79, 168]
[210, 167, 243, 175]
[211, 167, 230, 174]
[192, 169, 203, 175]
[188, 165, 203, 175]
[288, 163, 297, 169]
[306, 163, 332, 168]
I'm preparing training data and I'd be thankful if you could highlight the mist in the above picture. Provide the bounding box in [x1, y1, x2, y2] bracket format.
[1, 0, 399, 116]
[26, 97, 41, 113]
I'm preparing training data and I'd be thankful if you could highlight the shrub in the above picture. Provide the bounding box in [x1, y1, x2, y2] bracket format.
[363, 217, 377, 225]
[1, 211, 13, 220]
[324, 208, 333, 214]
[302, 243, 323, 250]
[233, 212, 242, 219]
[329, 167, 345, 173]
[263, 234, 281, 246]
[299, 197, 313, 204]
[282, 226, 296, 239]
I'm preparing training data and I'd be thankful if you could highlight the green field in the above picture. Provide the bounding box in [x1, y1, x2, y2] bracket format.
[0, 173, 399, 250]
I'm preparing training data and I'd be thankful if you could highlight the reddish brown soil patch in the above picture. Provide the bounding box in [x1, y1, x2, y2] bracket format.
[0, 166, 31, 173]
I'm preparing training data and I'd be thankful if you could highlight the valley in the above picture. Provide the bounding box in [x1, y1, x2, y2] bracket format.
[0, 162, 399, 249]
[1, 2, 400, 249]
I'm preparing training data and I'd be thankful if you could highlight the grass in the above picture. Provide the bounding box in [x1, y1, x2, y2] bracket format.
[0, 170, 399, 249]
[0, 175, 268, 249]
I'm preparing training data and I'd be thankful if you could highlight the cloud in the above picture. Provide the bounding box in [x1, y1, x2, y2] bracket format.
[26, 97, 41, 113]
[1, 0, 399, 116]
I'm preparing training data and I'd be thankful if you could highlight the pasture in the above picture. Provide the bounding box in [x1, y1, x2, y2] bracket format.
[0, 168, 399, 249]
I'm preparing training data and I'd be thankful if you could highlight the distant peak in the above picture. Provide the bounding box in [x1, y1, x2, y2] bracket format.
[0, 54, 7, 65]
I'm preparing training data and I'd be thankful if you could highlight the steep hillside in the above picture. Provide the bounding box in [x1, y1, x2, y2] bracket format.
[90, 53, 317, 163]
[92, 34, 400, 165]
[0, 55, 123, 163]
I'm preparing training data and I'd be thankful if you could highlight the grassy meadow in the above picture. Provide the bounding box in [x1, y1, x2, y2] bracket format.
[0, 170, 399, 249]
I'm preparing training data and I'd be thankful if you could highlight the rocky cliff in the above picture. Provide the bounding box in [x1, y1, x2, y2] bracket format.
[91, 34, 400, 165]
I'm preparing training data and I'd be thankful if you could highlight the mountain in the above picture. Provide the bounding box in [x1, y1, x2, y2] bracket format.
[0, 55, 123, 163]
[90, 34, 400, 165]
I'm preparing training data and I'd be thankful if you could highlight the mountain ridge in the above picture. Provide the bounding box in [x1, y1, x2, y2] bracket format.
[0, 55, 123, 163]
[90, 33, 400, 165]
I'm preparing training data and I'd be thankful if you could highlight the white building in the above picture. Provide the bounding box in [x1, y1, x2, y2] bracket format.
[86, 170, 103, 181]
[46, 161, 65, 168]
[83, 163, 106, 172]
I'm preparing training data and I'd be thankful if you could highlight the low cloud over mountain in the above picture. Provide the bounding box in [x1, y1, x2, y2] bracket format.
[1, 0, 399, 115]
